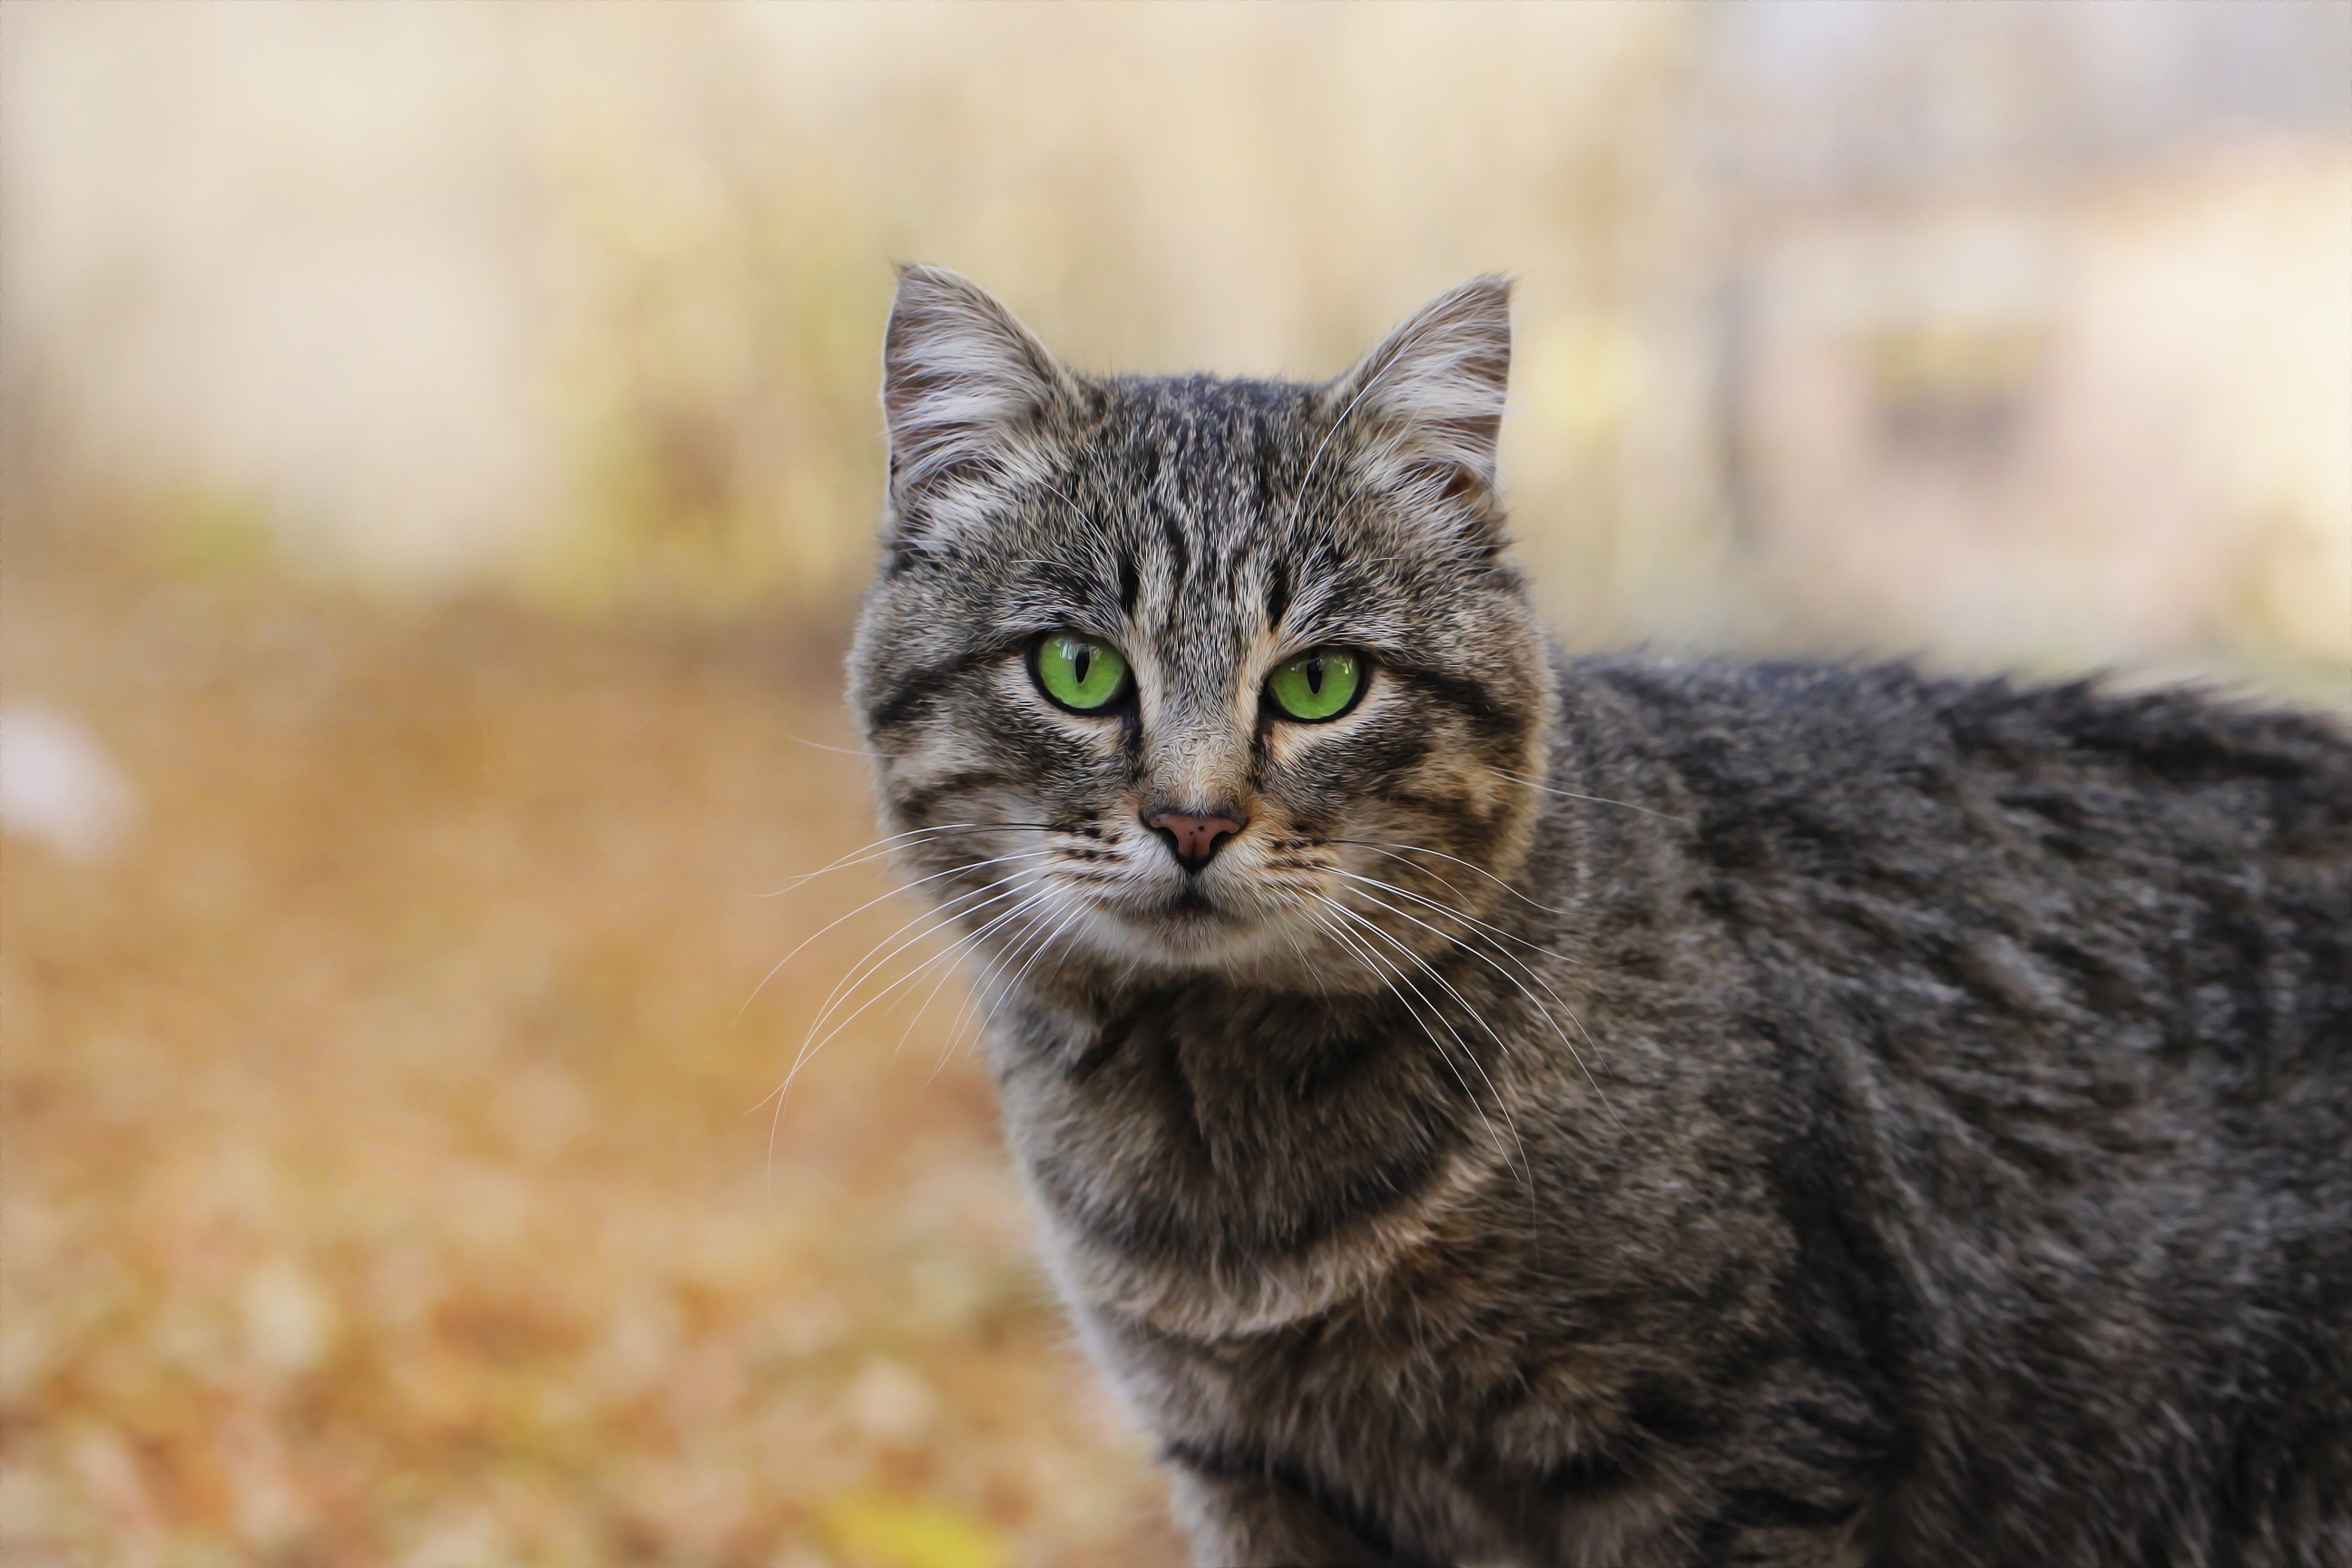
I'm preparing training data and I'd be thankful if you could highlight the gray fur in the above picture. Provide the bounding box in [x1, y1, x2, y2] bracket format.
[849, 266, 2352, 1566]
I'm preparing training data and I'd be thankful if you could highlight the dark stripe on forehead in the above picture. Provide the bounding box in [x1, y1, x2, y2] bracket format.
[1264, 554, 1292, 632]
[1248, 400, 1284, 514]
[1156, 497, 1191, 589]
[1118, 553, 1141, 615]
[1021, 555, 1115, 612]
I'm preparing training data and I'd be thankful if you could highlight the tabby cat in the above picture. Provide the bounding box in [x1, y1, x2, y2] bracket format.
[847, 267, 2352, 1567]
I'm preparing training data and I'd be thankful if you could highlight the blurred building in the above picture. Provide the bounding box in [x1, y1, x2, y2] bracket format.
[1703, 5, 2352, 666]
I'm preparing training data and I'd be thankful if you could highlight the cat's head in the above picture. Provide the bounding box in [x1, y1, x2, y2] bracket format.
[850, 267, 1549, 992]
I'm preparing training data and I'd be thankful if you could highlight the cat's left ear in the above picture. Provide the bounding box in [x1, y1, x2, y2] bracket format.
[880, 265, 1076, 543]
[1324, 276, 1512, 536]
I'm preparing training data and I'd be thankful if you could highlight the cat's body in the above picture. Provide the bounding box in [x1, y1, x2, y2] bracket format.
[850, 269, 2352, 1566]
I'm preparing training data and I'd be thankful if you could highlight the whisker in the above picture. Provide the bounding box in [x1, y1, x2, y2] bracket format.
[887, 891, 1060, 1081]
[1485, 766, 1689, 823]
[925, 908, 1048, 1081]
[956, 896, 1093, 1073]
[788, 874, 1042, 1075]
[1325, 867, 1578, 968]
[1327, 838, 1573, 916]
[1332, 876, 1625, 1132]
[750, 873, 1036, 1128]
[941, 897, 1059, 1050]
[934, 891, 1077, 1074]
[893, 931, 981, 1063]
[1300, 903, 1529, 1201]
[766, 887, 1054, 1186]
[891, 882, 1071, 1068]
[1032, 477, 1097, 537]
[785, 731, 887, 760]
[800, 887, 1055, 1076]
[1272, 916, 1337, 1003]
[1322, 905, 1550, 1255]
[758, 823, 966, 895]
[1332, 868, 1584, 1009]
[1316, 896, 1514, 1062]
[756, 821, 1062, 896]
[1312, 897, 1535, 1198]
[1027, 895, 1103, 996]
[733, 848, 1062, 1024]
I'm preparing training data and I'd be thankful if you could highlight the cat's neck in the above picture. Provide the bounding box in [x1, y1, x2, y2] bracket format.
[983, 954, 1571, 1340]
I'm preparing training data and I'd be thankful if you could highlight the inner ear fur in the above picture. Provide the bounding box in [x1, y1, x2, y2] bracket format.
[880, 265, 1076, 534]
[1325, 276, 1513, 533]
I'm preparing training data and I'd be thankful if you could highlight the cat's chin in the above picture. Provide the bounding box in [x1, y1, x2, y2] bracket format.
[1067, 894, 1367, 990]
[1088, 896, 1256, 963]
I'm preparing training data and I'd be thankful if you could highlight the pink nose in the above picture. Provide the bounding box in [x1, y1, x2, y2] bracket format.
[1144, 809, 1246, 871]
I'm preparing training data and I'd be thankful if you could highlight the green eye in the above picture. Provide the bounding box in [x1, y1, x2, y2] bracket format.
[1266, 649, 1364, 722]
[1032, 632, 1130, 712]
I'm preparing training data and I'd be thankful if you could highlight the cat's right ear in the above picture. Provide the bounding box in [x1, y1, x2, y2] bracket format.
[1322, 276, 1513, 544]
[880, 265, 1073, 542]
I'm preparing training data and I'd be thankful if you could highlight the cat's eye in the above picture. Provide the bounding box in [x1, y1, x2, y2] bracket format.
[1032, 631, 1132, 713]
[1266, 649, 1364, 723]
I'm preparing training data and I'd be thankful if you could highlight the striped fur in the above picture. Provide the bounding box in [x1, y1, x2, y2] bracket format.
[848, 269, 2352, 1566]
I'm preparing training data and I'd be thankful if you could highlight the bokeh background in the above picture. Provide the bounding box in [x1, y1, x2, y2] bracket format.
[3, 5, 2347, 1566]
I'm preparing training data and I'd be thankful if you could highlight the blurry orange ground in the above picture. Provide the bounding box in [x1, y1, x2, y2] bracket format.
[0, 563, 1183, 1568]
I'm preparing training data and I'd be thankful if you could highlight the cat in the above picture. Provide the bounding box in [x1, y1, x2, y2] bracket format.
[848, 265, 2352, 1567]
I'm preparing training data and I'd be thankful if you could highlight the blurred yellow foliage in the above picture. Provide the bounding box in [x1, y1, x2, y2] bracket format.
[819, 1493, 1009, 1568]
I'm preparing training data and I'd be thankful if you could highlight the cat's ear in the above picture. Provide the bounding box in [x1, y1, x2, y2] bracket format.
[1325, 276, 1512, 535]
[880, 265, 1073, 533]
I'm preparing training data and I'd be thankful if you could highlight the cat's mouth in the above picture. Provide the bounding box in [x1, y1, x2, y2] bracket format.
[1065, 875, 1271, 968]
[1161, 883, 1220, 918]
[1101, 881, 1240, 939]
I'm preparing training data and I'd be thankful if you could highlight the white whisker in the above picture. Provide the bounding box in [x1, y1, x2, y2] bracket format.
[789, 876, 1042, 1079]
[1311, 897, 1535, 1199]
[756, 821, 1060, 896]
[765, 886, 1054, 1187]
[1299, 902, 1529, 1201]
[1329, 837, 1573, 917]
[785, 731, 887, 760]
[1329, 873, 1625, 1132]
[1485, 766, 1688, 822]
[935, 891, 1078, 1075]
[959, 896, 1093, 1073]
[1326, 867, 1578, 967]
[734, 848, 1061, 1024]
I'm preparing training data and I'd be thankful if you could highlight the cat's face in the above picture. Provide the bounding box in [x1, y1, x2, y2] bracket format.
[850, 270, 1549, 992]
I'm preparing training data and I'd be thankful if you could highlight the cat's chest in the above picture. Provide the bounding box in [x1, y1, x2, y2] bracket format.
[991, 982, 1519, 1339]
[1081, 1278, 1666, 1568]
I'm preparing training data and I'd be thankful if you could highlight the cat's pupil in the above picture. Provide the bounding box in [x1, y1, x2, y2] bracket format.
[1072, 645, 1092, 684]
[1305, 656, 1324, 694]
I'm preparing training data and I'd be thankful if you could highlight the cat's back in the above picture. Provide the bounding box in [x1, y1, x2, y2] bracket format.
[1565, 654, 2351, 1114]
[1576, 654, 2350, 873]
[1571, 655, 2346, 929]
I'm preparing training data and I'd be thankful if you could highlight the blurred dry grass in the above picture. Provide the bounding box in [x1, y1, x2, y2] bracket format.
[2, 4, 1689, 620]
[7, 5, 2340, 665]
[1, 556, 1181, 1568]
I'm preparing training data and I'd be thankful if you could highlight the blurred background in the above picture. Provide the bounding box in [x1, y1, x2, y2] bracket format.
[3, 5, 2346, 1565]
